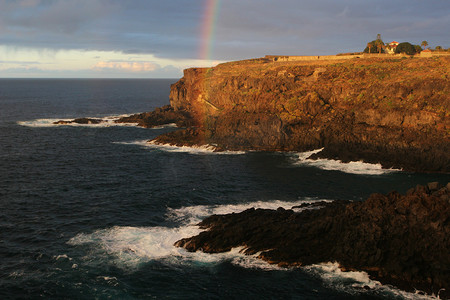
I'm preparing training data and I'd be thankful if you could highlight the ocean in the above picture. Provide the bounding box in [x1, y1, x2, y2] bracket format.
[0, 79, 448, 299]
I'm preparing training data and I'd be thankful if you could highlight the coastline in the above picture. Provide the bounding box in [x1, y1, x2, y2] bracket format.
[56, 56, 450, 172]
[174, 183, 450, 298]
[135, 56, 449, 296]
[22, 66, 449, 297]
[142, 56, 450, 172]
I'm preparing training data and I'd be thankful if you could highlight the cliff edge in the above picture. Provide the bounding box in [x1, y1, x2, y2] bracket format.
[154, 56, 450, 172]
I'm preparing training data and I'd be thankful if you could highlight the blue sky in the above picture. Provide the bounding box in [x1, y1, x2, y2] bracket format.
[0, 0, 449, 78]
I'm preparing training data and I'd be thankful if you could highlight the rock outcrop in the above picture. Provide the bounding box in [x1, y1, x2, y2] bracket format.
[115, 105, 192, 128]
[53, 118, 104, 125]
[175, 183, 450, 298]
[53, 105, 191, 128]
[157, 56, 450, 172]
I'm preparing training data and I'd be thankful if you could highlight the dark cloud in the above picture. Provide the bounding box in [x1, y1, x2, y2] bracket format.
[0, 0, 449, 61]
[212, 0, 450, 58]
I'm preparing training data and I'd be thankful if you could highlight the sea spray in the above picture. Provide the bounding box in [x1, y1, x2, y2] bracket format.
[17, 114, 141, 128]
[290, 149, 401, 175]
[305, 262, 438, 300]
[68, 198, 330, 270]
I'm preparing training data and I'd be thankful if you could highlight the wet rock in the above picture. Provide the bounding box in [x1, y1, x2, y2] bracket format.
[175, 183, 450, 298]
[115, 105, 193, 128]
[427, 182, 440, 191]
[53, 118, 103, 125]
[291, 201, 331, 209]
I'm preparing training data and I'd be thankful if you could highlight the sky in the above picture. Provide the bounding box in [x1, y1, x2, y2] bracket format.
[0, 0, 449, 78]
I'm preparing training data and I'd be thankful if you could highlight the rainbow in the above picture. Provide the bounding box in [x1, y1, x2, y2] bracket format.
[199, 0, 221, 61]
[196, 0, 221, 139]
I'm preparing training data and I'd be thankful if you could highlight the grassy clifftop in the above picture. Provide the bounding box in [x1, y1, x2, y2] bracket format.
[172, 56, 449, 127]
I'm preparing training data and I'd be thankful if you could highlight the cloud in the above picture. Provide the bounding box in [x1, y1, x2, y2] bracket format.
[19, 0, 39, 7]
[93, 61, 160, 72]
[1, 0, 115, 34]
[0, 60, 41, 64]
[0, 0, 449, 77]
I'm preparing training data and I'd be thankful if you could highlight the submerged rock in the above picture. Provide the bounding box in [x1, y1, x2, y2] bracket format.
[175, 183, 450, 298]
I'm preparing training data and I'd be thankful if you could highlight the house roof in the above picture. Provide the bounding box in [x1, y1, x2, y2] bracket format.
[389, 41, 399, 47]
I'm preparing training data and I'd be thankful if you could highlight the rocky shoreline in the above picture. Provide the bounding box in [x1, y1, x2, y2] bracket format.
[56, 57, 450, 172]
[175, 183, 450, 298]
[52, 57, 450, 297]
[162, 57, 450, 172]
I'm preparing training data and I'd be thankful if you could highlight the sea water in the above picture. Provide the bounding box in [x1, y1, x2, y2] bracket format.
[0, 79, 448, 299]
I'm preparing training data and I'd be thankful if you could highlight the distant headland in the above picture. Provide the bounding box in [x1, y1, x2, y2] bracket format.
[143, 55, 449, 173]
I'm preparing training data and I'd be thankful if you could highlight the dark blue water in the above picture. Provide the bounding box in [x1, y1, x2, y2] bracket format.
[0, 79, 448, 299]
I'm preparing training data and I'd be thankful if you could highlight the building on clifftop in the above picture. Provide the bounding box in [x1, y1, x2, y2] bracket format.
[385, 41, 400, 54]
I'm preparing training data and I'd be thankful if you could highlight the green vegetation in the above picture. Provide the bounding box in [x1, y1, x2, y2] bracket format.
[414, 45, 423, 53]
[364, 38, 385, 54]
[395, 42, 419, 55]
[361, 35, 450, 55]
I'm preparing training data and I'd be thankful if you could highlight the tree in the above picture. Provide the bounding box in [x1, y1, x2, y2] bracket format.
[395, 42, 418, 55]
[421, 41, 428, 49]
[364, 39, 385, 54]
[377, 44, 383, 54]
[414, 45, 423, 53]
[435, 46, 443, 51]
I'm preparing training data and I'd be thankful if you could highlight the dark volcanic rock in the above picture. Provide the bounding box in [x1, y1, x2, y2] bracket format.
[162, 57, 450, 172]
[53, 118, 104, 125]
[115, 105, 192, 128]
[175, 183, 450, 298]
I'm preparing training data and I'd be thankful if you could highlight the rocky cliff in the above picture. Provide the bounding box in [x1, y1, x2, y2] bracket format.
[159, 56, 450, 172]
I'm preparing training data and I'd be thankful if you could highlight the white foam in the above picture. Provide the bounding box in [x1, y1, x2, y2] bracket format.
[290, 148, 401, 175]
[68, 225, 284, 271]
[8, 270, 25, 279]
[141, 140, 246, 155]
[68, 225, 202, 269]
[68, 199, 327, 270]
[96, 276, 119, 286]
[305, 262, 438, 299]
[67, 199, 439, 298]
[166, 198, 332, 224]
[17, 114, 140, 128]
[151, 123, 178, 129]
[54, 254, 72, 261]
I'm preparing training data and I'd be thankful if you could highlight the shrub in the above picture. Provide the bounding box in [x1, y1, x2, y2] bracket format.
[395, 42, 418, 55]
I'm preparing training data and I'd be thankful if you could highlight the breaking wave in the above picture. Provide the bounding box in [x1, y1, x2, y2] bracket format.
[115, 140, 246, 155]
[67, 198, 436, 299]
[17, 114, 145, 128]
[67, 198, 328, 271]
[305, 262, 438, 299]
[290, 148, 401, 175]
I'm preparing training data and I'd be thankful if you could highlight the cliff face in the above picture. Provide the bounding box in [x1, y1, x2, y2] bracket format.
[166, 57, 450, 172]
